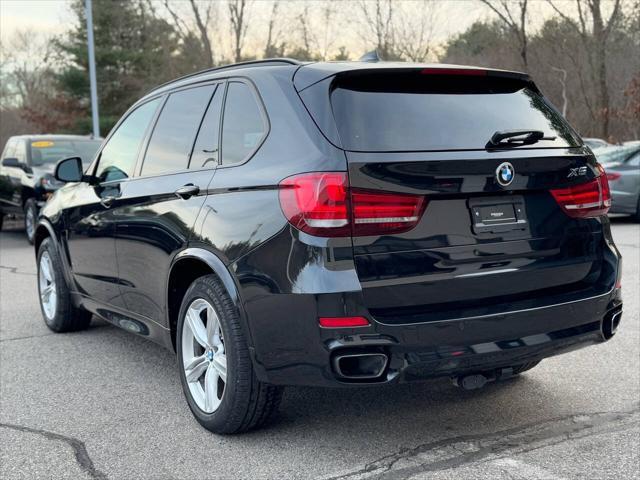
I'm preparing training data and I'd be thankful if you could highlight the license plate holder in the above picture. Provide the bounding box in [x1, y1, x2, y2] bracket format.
[469, 196, 527, 234]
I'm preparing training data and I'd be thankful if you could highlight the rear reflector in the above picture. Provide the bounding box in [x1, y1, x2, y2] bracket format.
[550, 164, 611, 218]
[319, 316, 370, 328]
[279, 172, 426, 237]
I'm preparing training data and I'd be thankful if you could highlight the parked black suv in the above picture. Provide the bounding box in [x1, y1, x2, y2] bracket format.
[0, 135, 102, 242]
[35, 60, 623, 434]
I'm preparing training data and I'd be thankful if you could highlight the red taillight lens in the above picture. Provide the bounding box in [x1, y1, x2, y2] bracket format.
[420, 68, 487, 76]
[606, 171, 621, 181]
[279, 172, 350, 236]
[550, 164, 611, 218]
[319, 316, 370, 328]
[351, 189, 425, 236]
[279, 172, 426, 237]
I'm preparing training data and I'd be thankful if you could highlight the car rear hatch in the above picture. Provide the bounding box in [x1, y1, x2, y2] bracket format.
[296, 66, 616, 325]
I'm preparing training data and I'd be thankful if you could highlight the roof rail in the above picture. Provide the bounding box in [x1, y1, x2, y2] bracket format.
[148, 58, 304, 94]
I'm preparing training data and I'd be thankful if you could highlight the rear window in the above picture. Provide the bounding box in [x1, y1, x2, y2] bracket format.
[330, 71, 580, 152]
[29, 139, 101, 166]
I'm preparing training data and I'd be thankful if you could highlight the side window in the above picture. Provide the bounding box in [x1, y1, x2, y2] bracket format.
[190, 85, 224, 169]
[627, 152, 640, 167]
[2, 138, 16, 159]
[221, 82, 266, 166]
[13, 140, 27, 163]
[141, 85, 215, 177]
[96, 98, 161, 183]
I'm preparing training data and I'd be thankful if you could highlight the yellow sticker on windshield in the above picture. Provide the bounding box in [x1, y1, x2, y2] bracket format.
[31, 141, 54, 148]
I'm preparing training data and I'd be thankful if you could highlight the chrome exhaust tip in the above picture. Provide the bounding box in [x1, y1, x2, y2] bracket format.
[602, 309, 622, 340]
[333, 352, 389, 380]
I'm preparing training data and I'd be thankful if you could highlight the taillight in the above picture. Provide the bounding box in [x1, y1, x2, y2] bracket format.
[420, 68, 487, 76]
[606, 171, 621, 181]
[550, 164, 611, 218]
[351, 190, 425, 236]
[279, 172, 426, 237]
[279, 172, 351, 236]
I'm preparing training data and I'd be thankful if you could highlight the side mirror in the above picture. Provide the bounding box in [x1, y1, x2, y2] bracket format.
[55, 156, 85, 183]
[2, 157, 22, 168]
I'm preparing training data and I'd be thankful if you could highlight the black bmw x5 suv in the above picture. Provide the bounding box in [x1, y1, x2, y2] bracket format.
[36, 59, 623, 434]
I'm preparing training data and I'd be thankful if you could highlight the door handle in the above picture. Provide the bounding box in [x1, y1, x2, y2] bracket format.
[100, 196, 117, 208]
[175, 184, 200, 200]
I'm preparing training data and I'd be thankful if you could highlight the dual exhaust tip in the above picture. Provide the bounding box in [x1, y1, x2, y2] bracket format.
[333, 352, 389, 381]
[333, 308, 622, 381]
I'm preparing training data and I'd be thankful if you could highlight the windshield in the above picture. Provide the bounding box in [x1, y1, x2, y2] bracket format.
[29, 139, 102, 166]
[330, 72, 581, 152]
[595, 145, 639, 164]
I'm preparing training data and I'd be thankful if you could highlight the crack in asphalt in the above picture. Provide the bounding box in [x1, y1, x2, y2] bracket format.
[323, 406, 640, 480]
[0, 423, 107, 480]
[0, 332, 58, 343]
[0, 265, 37, 276]
[0, 324, 111, 344]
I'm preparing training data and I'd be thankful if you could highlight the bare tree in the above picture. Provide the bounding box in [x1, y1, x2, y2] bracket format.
[357, 0, 398, 60]
[162, 0, 216, 67]
[548, 0, 623, 137]
[264, 1, 283, 58]
[298, 4, 317, 57]
[228, 0, 251, 63]
[318, 0, 338, 61]
[395, 0, 441, 62]
[551, 66, 568, 116]
[479, 0, 529, 69]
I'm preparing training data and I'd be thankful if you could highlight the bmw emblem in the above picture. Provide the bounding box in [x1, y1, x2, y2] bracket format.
[496, 162, 515, 187]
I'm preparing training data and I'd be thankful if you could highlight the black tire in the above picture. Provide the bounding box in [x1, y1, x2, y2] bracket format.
[634, 198, 640, 222]
[511, 360, 540, 375]
[176, 274, 282, 434]
[0, 212, 4, 231]
[24, 198, 37, 244]
[37, 237, 92, 332]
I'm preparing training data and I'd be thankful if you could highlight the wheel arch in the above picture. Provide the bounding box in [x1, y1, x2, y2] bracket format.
[34, 219, 56, 258]
[167, 248, 249, 353]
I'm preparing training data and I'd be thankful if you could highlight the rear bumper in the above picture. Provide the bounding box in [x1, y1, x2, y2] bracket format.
[247, 287, 623, 387]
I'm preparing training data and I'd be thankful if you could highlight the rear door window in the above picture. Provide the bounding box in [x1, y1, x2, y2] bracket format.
[330, 71, 580, 152]
[141, 85, 215, 177]
[96, 98, 161, 183]
[221, 82, 267, 166]
[190, 85, 224, 170]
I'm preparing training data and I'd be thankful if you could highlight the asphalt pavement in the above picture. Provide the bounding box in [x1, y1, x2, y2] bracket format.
[1, 217, 638, 480]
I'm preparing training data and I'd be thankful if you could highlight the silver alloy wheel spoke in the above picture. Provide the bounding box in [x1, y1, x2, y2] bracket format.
[211, 354, 227, 382]
[206, 305, 219, 347]
[181, 297, 227, 413]
[186, 309, 208, 348]
[40, 257, 52, 282]
[185, 355, 208, 383]
[39, 252, 57, 320]
[26, 209, 34, 238]
[204, 364, 220, 412]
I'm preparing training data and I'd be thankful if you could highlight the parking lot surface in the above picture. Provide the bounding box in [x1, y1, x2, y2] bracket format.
[1, 218, 638, 480]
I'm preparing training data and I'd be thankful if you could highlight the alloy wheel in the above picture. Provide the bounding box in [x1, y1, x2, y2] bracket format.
[181, 298, 227, 413]
[39, 251, 57, 320]
[25, 207, 35, 240]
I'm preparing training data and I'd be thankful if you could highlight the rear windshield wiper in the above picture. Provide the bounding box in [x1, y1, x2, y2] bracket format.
[486, 130, 556, 149]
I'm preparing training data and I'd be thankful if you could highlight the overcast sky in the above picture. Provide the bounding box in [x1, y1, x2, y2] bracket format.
[0, 0, 615, 61]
